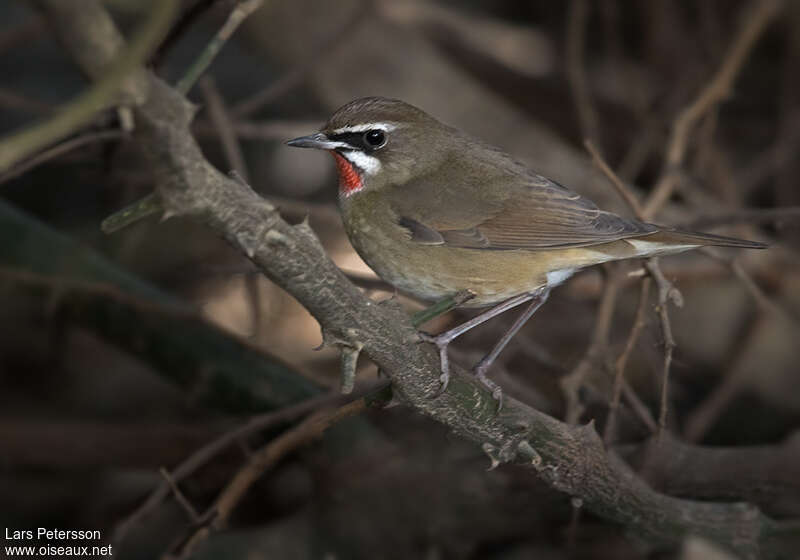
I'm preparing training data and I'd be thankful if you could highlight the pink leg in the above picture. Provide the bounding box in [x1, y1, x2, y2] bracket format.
[421, 289, 549, 401]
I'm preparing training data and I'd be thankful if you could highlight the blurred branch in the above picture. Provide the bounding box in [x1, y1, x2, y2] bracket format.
[585, 139, 643, 216]
[0, 201, 322, 413]
[149, 0, 218, 69]
[642, 0, 783, 219]
[685, 207, 800, 230]
[0, 14, 46, 55]
[175, 0, 263, 95]
[560, 266, 619, 425]
[565, 0, 600, 148]
[604, 276, 651, 444]
[196, 118, 325, 140]
[586, 138, 682, 435]
[172, 398, 370, 558]
[0, 420, 218, 469]
[0, 0, 177, 172]
[645, 258, 682, 434]
[199, 77, 249, 182]
[623, 431, 800, 518]
[42, 1, 799, 556]
[230, 1, 371, 117]
[681, 310, 793, 443]
[0, 129, 124, 186]
[112, 380, 388, 546]
[0, 87, 53, 114]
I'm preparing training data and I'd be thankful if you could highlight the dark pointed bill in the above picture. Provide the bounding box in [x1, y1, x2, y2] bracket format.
[286, 132, 346, 150]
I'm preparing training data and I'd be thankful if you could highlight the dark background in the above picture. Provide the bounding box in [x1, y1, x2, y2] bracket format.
[1, 1, 798, 558]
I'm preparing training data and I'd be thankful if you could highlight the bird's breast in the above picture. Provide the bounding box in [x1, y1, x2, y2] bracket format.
[339, 193, 560, 306]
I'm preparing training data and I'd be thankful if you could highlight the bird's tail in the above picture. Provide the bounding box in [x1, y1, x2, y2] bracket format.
[647, 228, 767, 249]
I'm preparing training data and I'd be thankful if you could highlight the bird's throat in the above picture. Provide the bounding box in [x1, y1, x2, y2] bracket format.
[330, 151, 363, 196]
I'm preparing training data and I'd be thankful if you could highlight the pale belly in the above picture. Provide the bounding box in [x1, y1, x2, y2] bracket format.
[340, 211, 625, 307]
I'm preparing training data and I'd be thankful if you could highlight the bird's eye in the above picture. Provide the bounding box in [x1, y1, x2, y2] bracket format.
[363, 129, 386, 148]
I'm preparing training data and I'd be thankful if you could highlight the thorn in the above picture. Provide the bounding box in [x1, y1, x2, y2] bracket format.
[228, 169, 249, 187]
[117, 106, 135, 133]
[265, 229, 289, 247]
[516, 440, 542, 467]
[340, 343, 363, 394]
[482, 442, 501, 471]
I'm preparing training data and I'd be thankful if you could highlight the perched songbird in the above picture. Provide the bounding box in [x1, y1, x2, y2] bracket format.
[287, 97, 765, 401]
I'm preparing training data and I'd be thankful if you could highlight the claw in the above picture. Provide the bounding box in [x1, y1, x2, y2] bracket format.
[475, 368, 504, 414]
[419, 332, 452, 397]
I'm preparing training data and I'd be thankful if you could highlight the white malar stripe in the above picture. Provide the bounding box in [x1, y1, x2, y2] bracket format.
[340, 150, 382, 175]
[330, 122, 398, 135]
[626, 238, 699, 256]
[546, 268, 576, 288]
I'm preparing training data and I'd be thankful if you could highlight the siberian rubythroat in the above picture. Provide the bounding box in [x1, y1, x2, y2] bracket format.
[287, 97, 765, 401]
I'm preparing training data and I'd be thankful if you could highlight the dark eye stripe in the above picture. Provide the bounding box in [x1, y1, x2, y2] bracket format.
[327, 132, 363, 146]
[328, 131, 385, 152]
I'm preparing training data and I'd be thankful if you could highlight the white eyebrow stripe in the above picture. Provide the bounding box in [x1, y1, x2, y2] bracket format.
[330, 122, 398, 135]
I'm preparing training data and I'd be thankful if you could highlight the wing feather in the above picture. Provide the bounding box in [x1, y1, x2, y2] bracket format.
[392, 169, 656, 251]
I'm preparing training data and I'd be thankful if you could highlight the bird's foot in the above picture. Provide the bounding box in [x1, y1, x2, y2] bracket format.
[418, 332, 452, 397]
[474, 363, 503, 414]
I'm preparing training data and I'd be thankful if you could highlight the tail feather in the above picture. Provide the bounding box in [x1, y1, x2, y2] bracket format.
[647, 227, 767, 249]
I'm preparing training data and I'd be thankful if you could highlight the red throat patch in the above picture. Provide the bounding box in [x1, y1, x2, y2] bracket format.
[330, 151, 363, 196]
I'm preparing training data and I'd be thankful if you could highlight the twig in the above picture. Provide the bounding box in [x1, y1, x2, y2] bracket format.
[642, 0, 783, 219]
[197, 118, 325, 140]
[172, 399, 368, 558]
[0, 15, 46, 55]
[112, 381, 386, 547]
[683, 314, 767, 442]
[159, 468, 201, 523]
[411, 289, 475, 328]
[175, 0, 264, 95]
[150, 0, 219, 69]
[199, 76, 250, 187]
[244, 273, 264, 339]
[230, 2, 371, 117]
[565, 0, 601, 148]
[685, 207, 800, 230]
[620, 380, 658, 434]
[100, 192, 163, 234]
[566, 497, 583, 552]
[560, 266, 620, 425]
[0, 0, 177, 172]
[585, 137, 678, 439]
[585, 139, 644, 217]
[645, 259, 682, 435]
[701, 248, 799, 325]
[0, 87, 53, 114]
[738, 114, 800, 195]
[0, 129, 123, 186]
[604, 276, 652, 444]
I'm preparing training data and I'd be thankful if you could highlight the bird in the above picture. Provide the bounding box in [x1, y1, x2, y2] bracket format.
[287, 96, 765, 404]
